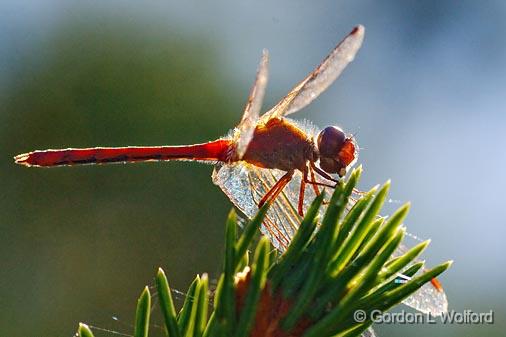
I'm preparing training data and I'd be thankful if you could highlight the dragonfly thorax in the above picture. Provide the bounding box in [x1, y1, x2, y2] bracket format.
[241, 118, 315, 172]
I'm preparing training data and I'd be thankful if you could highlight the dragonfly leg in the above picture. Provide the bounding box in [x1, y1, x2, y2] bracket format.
[258, 170, 295, 209]
[309, 164, 321, 196]
[310, 161, 340, 186]
[310, 162, 366, 196]
[297, 164, 328, 215]
[298, 169, 307, 216]
[303, 178, 335, 189]
[304, 163, 336, 188]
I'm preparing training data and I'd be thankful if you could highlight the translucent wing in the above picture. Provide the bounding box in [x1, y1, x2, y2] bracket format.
[262, 25, 364, 121]
[393, 243, 449, 316]
[402, 280, 448, 316]
[235, 49, 269, 159]
[212, 162, 328, 250]
[361, 327, 377, 337]
[212, 161, 448, 316]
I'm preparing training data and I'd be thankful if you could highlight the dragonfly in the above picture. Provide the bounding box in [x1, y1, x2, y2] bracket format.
[15, 25, 447, 320]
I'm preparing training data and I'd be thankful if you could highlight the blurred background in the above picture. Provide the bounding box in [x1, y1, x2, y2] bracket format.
[1, 1, 505, 336]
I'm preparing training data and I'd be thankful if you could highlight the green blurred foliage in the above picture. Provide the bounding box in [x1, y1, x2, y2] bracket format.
[0, 16, 243, 337]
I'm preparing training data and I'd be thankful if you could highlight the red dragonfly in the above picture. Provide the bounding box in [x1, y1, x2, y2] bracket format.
[15, 26, 447, 317]
[15, 27, 364, 218]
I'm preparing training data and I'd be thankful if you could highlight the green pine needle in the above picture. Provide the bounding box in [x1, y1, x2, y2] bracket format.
[156, 268, 181, 337]
[134, 286, 151, 337]
[77, 323, 94, 337]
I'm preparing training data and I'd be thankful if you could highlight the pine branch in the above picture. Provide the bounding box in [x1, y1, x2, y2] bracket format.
[77, 167, 451, 337]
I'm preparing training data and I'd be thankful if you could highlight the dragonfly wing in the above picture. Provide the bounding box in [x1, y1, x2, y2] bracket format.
[393, 242, 449, 316]
[213, 164, 447, 315]
[262, 25, 364, 121]
[212, 162, 328, 251]
[236, 50, 269, 159]
[402, 279, 448, 316]
[361, 327, 377, 337]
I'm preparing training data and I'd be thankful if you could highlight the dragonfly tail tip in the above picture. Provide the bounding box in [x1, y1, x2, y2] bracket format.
[14, 152, 33, 167]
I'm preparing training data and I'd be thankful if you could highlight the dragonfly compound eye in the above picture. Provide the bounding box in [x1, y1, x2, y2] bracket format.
[317, 126, 346, 157]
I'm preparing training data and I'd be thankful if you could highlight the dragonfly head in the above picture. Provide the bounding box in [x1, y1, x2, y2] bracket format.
[316, 126, 357, 177]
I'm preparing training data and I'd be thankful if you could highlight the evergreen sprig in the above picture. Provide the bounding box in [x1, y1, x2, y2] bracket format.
[77, 167, 451, 337]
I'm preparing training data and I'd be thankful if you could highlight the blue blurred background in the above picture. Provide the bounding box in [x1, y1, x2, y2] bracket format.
[1, 1, 505, 336]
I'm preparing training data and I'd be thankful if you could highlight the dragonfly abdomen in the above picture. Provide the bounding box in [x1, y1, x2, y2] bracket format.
[14, 139, 234, 167]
